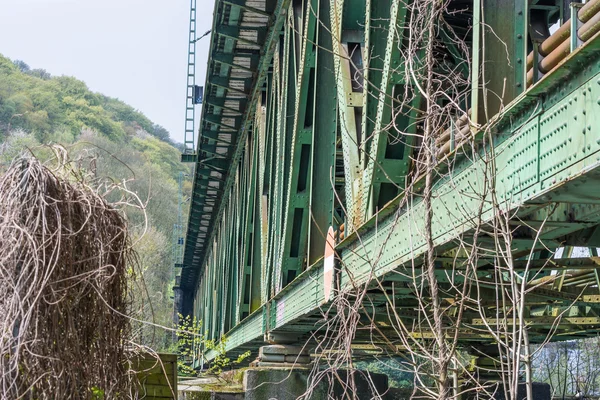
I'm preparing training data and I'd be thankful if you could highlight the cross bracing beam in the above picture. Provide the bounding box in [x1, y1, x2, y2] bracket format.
[206, 104, 243, 116]
[223, 0, 272, 17]
[208, 77, 251, 97]
[200, 129, 236, 145]
[213, 55, 256, 73]
[215, 25, 266, 48]
[182, 0, 600, 362]
[203, 114, 241, 130]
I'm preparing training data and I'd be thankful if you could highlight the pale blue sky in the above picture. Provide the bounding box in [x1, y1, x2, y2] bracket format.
[0, 0, 214, 143]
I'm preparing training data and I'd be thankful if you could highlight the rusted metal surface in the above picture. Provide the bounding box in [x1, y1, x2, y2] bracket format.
[526, 0, 600, 69]
[526, 0, 600, 84]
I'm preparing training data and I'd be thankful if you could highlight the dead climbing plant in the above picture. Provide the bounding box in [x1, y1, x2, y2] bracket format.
[0, 146, 137, 399]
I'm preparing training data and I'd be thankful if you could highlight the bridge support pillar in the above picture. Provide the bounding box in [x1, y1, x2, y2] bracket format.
[243, 344, 312, 399]
[243, 368, 390, 400]
[250, 344, 310, 367]
[243, 345, 390, 399]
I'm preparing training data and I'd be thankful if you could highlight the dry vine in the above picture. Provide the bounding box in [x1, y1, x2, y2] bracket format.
[0, 147, 136, 399]
[298, 0, 567, 398]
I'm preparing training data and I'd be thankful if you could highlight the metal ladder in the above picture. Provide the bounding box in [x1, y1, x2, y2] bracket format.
[182, 0, 197, 162]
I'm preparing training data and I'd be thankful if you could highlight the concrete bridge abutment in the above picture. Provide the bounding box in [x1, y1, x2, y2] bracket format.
[244, 344, 391, 399]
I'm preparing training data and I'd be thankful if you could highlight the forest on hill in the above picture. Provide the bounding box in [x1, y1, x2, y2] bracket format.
[0, 53, 190, 351]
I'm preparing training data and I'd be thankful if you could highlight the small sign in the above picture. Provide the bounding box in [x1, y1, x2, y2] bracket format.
[323, 226, 335, 303]
[193, 85, 203, 104]
[276, 301, 285, 326]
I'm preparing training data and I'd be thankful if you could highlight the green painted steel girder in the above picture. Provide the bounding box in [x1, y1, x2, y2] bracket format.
[183, 0, 600, 362]
[185, 0, 292, 293]
[200, 33, 600, 358]
[199, 157, 230, 172]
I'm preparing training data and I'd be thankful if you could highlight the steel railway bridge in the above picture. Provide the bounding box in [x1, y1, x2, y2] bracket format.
[175, 0, 600, 366]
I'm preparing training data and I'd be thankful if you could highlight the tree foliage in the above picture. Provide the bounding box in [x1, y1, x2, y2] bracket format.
[0, 53, 178, 145]
[174, 315, 250, 376]
[534, 338, 600, 398]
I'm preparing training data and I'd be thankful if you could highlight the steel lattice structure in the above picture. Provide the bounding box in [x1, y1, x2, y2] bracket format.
[177, 0, 600, 363]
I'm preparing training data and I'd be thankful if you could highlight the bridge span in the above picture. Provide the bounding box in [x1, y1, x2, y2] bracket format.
[175, 0, 600, 369]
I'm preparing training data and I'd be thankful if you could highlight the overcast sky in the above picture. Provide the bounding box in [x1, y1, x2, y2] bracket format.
[0, 0, 214, 144]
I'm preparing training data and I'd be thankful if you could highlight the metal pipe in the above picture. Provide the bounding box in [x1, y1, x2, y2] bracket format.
[526, 0, 600, 70]
[538, 11, 600, 73]
[559, 270, 595, 285]
[538, 37, 570, 74]
[563, 275, 596, 286]
[437, 123, 471, 158]
[435, 112, 470, 147]
[527, 10, 600, 85]
[528, 275, 556, 287]
[580, 8, 600, 41]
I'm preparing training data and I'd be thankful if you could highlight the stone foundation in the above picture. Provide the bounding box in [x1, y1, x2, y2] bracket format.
[244, 368, 389, 400]
[179, 368, 391, 399]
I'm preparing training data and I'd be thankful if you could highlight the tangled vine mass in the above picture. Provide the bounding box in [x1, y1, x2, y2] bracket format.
[0, 150, 134, 399]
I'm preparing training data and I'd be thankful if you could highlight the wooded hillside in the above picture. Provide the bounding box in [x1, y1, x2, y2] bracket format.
[0, 54, 190, 350]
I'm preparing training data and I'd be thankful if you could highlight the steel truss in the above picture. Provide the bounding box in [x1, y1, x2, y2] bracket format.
[178, 0, 600, 362]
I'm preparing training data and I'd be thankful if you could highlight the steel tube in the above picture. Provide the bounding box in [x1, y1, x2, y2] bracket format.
[525, 0, 600, 70]
[435, 112, 470, 147]
[539, 11, 600, 74]
[580, 8, 600, 41]
[527, 10, 600, 85]
[437, 123, 471, 158]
